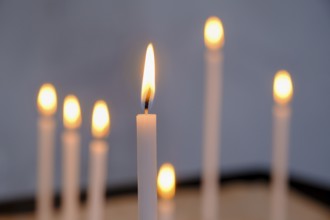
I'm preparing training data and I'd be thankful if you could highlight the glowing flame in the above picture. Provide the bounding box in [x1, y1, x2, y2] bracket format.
[273, 70, 293, 105]
[63, 95, 81, 129]
[204, 16, 224, 50]
[141, 43, 155, 112]
[92, 100, 110, 138]
[37, 83, 57, 116]
[157, 163, 176, 200]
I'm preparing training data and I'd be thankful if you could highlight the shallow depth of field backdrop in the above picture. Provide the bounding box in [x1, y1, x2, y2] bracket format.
[0, 0, 329, 200]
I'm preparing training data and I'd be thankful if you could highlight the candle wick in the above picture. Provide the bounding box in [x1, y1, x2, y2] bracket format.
[144, 88, 151, 114]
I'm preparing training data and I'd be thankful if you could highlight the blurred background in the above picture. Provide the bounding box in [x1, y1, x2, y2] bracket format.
[0, 0, 329, 206]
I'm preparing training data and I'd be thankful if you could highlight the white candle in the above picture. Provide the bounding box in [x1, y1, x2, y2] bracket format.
[201, 178, 219, 220]
[36, 83, 57, 220]
[202, 16, 224, 185]
[62, 95, 82, 220]
[271, 70, 293, 220]
[88, 100, 110, 220]
[157, 163, 176, 220]
[201, 16, 224, 220]
[137, 43, 157, 220]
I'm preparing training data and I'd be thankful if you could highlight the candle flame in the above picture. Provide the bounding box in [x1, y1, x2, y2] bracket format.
[204, 16, 224, 50]
[157, 163, 176, 200]
[92, 100, 110, 138]
[37, 83, 57, 116]
[63, 95, 82, 129]
[273, 70, 293, 105]
[141, 43, 155, 112]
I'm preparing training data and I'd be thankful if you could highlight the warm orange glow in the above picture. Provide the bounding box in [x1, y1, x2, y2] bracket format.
[273, 70, 293, 105]
[204, 16, 224, 50]
[37, 83, 57, 116]
[63, 95, 81, 129]
[157, 163, 176, 200]
[141, 43, 155, 112]
[92, 100, 110, 138]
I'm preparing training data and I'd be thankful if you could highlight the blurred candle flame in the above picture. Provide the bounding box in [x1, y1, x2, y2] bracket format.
[157, 163, 176, 200]
[92, 100, 110, 138]
[273, 70, 293, 105]
[63, 95, 82, 129]
[141, 43, 155, 112]
[204, 16, 224, 50]
[37, 83, 57, 116]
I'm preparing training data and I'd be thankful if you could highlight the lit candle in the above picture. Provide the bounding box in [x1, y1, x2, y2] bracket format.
[201, 17, 224, 220]
[36, 83, 57, 220]
[202, 16, 224, 184]
[88, 100, 110, 220]
[137, 43, 157, 220]
[271, 70, 293, 220]
[157, 163, 176, 220]
[62, 95, 82, 220]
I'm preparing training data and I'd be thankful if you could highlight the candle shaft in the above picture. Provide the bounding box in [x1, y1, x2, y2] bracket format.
[62, 130, 80, 220]
[201, 177, 219, 220]
[202, 50, 223, 184]
[159, 199, 175, 220]
[137, 114, 157, 220]
[37, 116, 56, 220]
[271, 105, 291, 220]
[88, 140, 108, 220]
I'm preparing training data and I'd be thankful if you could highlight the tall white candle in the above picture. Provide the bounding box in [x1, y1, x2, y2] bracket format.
[201, 16, 224, 220]
[137, 43, 157, 220]
[88, 100, 110, 220]
[36, 83, 57, 220]
[202, 16, 224, 185]
[62, 95, 82, 220]
[271, 70, 293, 220]
[157, 163, 176, 220]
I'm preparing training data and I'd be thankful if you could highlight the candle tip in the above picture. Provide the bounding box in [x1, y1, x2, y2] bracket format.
[37, 83, 57, 116]
[92, 100, 110, 138]
[141, 43, 156, 112]
[273, 70, 293, 105]
[157, 163, 176, 200]
[204, 16, 224, 50]
[63, 95, 82, 129]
